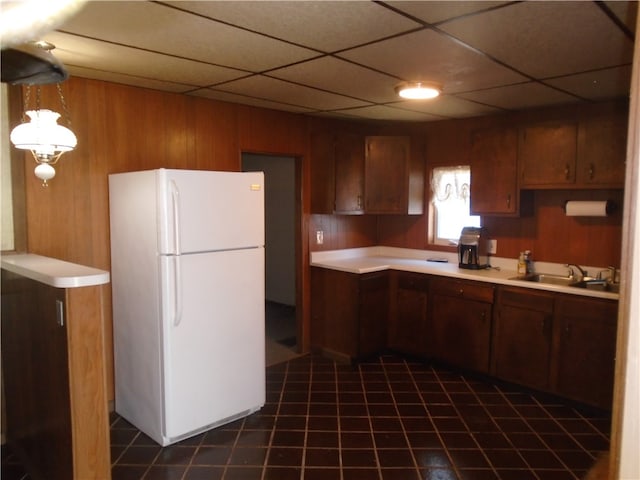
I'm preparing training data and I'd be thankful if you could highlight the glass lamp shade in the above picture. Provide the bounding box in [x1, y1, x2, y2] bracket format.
[34, 163, 56, 182]
[395, 82, 441, 100]
[10, 109, 77, 160]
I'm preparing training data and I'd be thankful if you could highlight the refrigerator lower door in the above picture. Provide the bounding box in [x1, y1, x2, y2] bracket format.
[160, 247, 265, 444]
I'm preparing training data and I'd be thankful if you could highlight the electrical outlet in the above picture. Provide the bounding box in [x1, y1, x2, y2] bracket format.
[487, 239, 497, 255]
[316, 230, 324, 245]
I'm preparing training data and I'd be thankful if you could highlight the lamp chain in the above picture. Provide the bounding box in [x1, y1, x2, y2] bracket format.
[56, 83, 72, 128]
[22, 85, 31, 122]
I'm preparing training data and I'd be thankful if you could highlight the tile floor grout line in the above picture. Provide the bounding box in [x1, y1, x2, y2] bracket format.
[358, 358, 384, 480]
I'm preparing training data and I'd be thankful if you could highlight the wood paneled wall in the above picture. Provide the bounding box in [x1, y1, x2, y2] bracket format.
[15, 78, 311, 401]
[312, 102, 626, 269]
[12, 77, 626, 402]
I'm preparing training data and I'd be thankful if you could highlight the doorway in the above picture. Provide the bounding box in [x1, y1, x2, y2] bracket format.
[242, 153, 300, 366]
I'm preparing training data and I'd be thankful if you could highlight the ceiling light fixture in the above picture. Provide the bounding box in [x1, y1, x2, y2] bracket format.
[9, 43, 76, 186]
[395, 81, 442, 100]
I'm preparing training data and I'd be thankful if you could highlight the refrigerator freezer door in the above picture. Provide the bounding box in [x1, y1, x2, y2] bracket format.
[161, 247, 265, 441]
[157, 169, 265, 255]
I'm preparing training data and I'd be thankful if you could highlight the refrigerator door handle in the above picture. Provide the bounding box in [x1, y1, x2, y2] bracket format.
[173, 255, 183, 327]
[170, 180, 181, 255]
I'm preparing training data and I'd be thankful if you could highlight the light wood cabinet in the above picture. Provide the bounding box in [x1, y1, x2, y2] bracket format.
[470, 127, 520, 215]
[429, 278, 494, 373]
[551, 295, 618, 409]
[388, 271, 429, 357]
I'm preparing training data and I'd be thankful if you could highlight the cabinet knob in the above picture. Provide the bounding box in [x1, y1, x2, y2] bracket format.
[565, 164, 570, 180]
[589, 163, 595, 180]
[506, 194, 511, 209]
[459, 289, 464, 296]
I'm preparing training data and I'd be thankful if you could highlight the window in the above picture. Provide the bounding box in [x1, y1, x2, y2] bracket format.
[430, 165, 481, 246]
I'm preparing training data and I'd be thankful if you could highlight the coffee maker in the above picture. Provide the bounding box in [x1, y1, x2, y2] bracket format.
[458, 226, 490, 269]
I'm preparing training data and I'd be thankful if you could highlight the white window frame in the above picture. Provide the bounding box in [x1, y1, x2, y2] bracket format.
[430, 165, 481, 246]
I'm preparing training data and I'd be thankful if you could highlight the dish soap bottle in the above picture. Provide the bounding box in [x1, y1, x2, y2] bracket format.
[517, 252, 527, 276]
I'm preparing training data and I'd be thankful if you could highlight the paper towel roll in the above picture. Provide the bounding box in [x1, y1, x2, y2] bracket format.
[564, 200, 612, 217]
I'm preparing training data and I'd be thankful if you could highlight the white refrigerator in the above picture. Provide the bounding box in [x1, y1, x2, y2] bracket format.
[108, 168, 265, 446]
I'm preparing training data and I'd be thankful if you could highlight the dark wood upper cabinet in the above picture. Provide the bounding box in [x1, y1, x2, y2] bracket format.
[470, 127, 519, 215]
[519, 121, 578, 188]
[576, 107, 628, 187]
[365, 136, 424, 215]
[334, 133, 366, 214]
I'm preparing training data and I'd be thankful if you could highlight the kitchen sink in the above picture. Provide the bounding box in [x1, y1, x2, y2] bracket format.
[511, 273, 620, 293]
[511, 273, 576, 286]
[570, 280, 620, 293]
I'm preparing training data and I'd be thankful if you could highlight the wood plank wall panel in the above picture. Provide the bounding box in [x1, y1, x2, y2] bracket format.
[16, 76, 627, 404]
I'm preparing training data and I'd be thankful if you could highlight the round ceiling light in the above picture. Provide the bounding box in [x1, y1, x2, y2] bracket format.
[395, 81, 442, 100]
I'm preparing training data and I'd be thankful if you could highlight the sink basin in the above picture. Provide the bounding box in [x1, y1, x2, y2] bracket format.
[511, 274, 620, 293]
[571, 280, 620, 293]
[511, 273, 576, 286]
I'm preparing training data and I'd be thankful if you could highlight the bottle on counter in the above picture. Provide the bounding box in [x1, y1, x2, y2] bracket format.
[517, 252, 527, 276]
[524, 250, 534, 274]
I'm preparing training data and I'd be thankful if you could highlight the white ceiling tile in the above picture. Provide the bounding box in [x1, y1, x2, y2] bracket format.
[337, 29, 528, 94]
[440, 1, 635, 78]
[64, 66, 193, 93]
[457, 82, 581, 110]
[214, 75, 371, 111]
[164, 1, 422, 52]
[390, 1, 511, 24]
[544, 66, 633, 101]
[188, 89, 314, 114]
[338, 105, 445, 122]
[43, 32, 247, 87]
[393, 95, 504, 119]
[58, 1, 318, 71]
[268, 57, 401, 103]
[603, 1, 638, 33]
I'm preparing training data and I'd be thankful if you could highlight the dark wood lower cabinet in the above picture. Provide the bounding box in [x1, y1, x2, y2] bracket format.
[388, 272, 429, 357]
[492, 287, 555, 390]
[311, 267, 388, 361]
[551, 295, 618, 409]
[312, 267, 617, 409]
[1, 272, 73, 480]
[429, 278, 494, 373]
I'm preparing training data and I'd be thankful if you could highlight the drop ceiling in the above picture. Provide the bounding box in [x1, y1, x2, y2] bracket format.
[38, 1, 638, 122]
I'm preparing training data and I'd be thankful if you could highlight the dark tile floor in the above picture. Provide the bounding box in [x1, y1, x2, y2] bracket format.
[2, 354, 608, 480]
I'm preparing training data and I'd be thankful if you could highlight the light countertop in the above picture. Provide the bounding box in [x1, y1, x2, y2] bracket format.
[1, 253, 110, 288]
[310, 247, 619, 300]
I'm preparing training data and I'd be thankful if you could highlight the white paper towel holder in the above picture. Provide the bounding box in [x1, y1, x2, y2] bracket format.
[563, 200, 615, 217]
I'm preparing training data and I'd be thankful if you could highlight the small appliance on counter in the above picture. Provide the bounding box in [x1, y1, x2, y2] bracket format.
[458, 226, 490, 269]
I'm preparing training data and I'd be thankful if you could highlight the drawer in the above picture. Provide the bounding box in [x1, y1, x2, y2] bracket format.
[397, 272, 429, 291]
[432, 278, 494, 303]
[499, 287, 554, 313]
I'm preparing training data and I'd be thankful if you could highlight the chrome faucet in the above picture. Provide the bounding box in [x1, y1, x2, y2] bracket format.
[566, 263, 588, 280]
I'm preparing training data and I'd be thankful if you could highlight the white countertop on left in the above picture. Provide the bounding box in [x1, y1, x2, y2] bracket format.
[1, 253, 110, 288]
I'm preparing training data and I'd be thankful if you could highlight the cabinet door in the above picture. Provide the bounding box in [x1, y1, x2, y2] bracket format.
[389, 272, 429, 356]
[470, 127, 519, 215]
[519, 122, 578, 187]
[310, 129, 336, 214]
[1, 272, 73, 480]
[429, 295, 492, 373]
[364, 136, 409, 214]
[552, 296, 618, 409]
[492, 288, 554, 390]
[358, 272, 389, 359]
[576, 109, 627, 187]
[334, 133, 365, 214]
